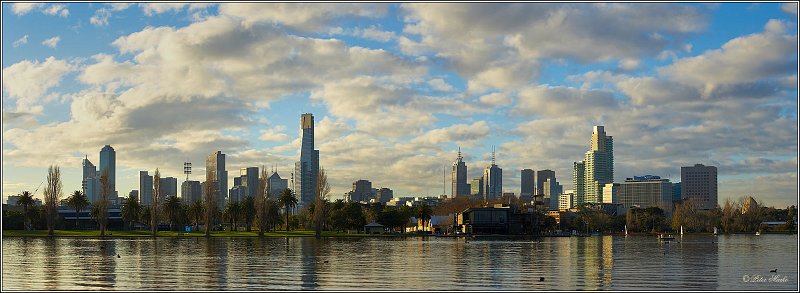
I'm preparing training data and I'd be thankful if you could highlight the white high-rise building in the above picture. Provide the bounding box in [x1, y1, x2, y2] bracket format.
[559, 190, 575, 211]
[575, 126, 614, 205]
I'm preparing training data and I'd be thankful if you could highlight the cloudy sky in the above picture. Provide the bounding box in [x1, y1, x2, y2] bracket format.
[2, 3, 798, 207]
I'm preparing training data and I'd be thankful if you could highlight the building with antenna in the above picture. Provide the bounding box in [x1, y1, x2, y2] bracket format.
[483, 147, 503, 201]
[451, 147, 469, 198]
[268, 166, 289, 197]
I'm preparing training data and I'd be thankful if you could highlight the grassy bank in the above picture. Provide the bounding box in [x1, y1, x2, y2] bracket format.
[1, 230, 412, 238]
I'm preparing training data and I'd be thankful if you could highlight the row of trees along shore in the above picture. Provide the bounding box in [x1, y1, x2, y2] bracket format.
[3, 164, 797, 235]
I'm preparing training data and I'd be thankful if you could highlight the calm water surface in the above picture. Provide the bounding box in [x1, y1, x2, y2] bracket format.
[2, 234, 797, 290]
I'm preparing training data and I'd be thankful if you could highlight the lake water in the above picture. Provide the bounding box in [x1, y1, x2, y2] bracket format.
[2, 234, 797, 290]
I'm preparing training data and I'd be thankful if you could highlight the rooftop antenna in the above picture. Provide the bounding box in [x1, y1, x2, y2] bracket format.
[492, 145, 496, 165]
[443, 165, 446, 196]
[458, 146, 462, 160]
[184, 162, 192, 181]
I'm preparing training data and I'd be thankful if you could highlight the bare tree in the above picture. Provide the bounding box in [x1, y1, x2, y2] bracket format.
[44, 165, 63, 236]
[152, 169, 160, 237]
[314, 167, 331, 238]
[204, 171, 216, 237]
[98, 168, 111, 236]
[255, 168, 270, 236]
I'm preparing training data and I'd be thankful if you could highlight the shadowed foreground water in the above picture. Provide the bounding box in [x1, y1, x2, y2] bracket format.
[2, 234, 797, 290]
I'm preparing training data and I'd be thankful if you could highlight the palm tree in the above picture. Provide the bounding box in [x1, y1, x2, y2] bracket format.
[65, 190, 89, 230]
[121, 194, 142, 230]
[16, 191, 35, 230]
[279, 189, 298, 232]
[163, 196, 182, 231]
[188, 200, 204, 232]
[223, 201, 242, 231]
[241, 196, 255, 232]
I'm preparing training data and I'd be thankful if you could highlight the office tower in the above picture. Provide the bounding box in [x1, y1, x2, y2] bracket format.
[158, 177, 178, 203]
[471, 176, 484, 198]
[99, 145, 117, 199]
[240, 167, 259, 198]
[181, 180, 202, 204]
[483, 149, 503, 201]
[573, 161, 586, 207]
[680, 164, 718, 209]
[617, 175, 673, 212]
[559, 190, 575, 211]
[536, 169, 556, 196]
[139, 171, 153, 206]
[82, 156, 100, 203]
[520, 169, 535, 201]
[129, 190, 139, 202]
[207, 151, 227, 209]
[544, 177, 561, 210]
[603, 183, 620, 204]
[377, 187, 393, 204]
[573, 126, 614, 204]
[229, 186, 246, 203]
[268, 170, 289, 197]
[294, 113, 319, 209]
[233, 176, 242, 187]
[672, 182, 682, 202]
[451, 148, 469, 198]
[349, 179, 373, 203]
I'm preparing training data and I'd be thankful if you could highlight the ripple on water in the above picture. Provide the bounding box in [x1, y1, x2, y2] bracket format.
[2, 234, 798, 290]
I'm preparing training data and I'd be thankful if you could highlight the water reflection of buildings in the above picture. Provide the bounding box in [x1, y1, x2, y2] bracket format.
[300, 238, 319, 290]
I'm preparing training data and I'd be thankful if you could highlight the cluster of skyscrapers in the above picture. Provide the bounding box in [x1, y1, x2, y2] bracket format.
[76, 119, 717, 214]
[81, 145, 119, 204]
[449, 125, 718, 213]
[77, 114, 315, 212]
[451, 147, 505, 201]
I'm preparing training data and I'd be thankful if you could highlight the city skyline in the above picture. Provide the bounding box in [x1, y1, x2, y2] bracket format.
[2, 3, 798, 207]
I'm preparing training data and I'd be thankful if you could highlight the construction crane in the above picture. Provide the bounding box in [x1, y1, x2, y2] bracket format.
[31, 181, 44, 196]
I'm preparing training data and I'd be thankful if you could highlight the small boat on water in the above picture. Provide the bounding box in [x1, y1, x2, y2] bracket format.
[755, 231, 761, 236]
[624, 225, 628, 236]
[680, 225, 684, 235]
[713, 227, 719, 235]
[658, 234, 675, 240]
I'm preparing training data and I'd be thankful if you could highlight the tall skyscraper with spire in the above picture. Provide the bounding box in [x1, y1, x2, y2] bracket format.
[99, 145, 117, 200]
[451, 147, 469, 198]
[294, 113, 319, 209]
[574, 126, 614, 205]
[483, 147, 503, 201]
